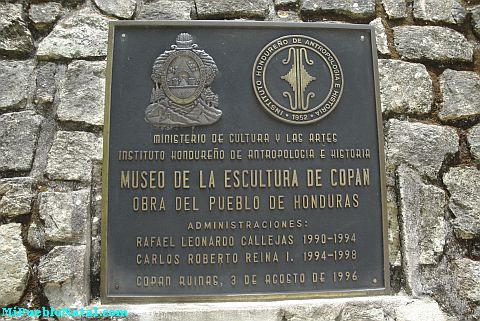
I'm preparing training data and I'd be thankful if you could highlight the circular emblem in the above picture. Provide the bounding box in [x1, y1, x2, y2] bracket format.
[252, 35, 344, 124]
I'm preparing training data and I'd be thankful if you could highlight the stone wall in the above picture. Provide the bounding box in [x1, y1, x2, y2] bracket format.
[0, 0, 479, 320]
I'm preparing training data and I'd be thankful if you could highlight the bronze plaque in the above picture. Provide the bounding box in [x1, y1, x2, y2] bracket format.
[101, 21, 389, 303]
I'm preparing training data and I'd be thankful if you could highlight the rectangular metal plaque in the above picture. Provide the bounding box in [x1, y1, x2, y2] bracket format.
[102, 21, 389, 302]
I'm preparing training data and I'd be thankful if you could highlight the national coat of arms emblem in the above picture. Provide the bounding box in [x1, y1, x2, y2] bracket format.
[145, 33, 222, 128]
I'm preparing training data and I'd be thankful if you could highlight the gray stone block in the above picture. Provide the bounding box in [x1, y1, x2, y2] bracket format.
[395, 299, 447, 321]
[300, 0, 376, 19]
[46, 131, 103, 182]
[468, 123, 480, 163]
[275, 0, 298, 9]
[0, 111, 43, 172]
[90, 162, 102, 237]
[393, 26, 473, 63]
[137, 0, 193, 20]
[92, 297, 441, 321]
[28, 2, 62, 30]
[63, 0, 85, 6]
[387, 186, 401, 267]
[0, 3, 34, 56]
[471, 5, 480, 38]
[453, 258, 480, 302]
[0, 60, 35, 111]
[0, 223, 29, 307]
[39, 190, 90, 244]
[383, 0, 407, 19]
[35, 62, 57, 106]
[378, 59, 433, 115]
[398, 165, 447, 294]
[439, 69, 480, 121]
[38, 245, 89, 307]
[91, 235, 101, 277]
[413, 0, 466, 24]
[0, 177, 34, 217]
[37, 7, 113, 60]
[57, 60, 106, 127]
[195, 0, 270, 19]
[339, 306, 386, 320]
[443, 166, 480, 239]
[94, 0, 136, 19]
[27, 221, 46, 250]
[385, 119, 458, 179]
[370, 18, 389, 55]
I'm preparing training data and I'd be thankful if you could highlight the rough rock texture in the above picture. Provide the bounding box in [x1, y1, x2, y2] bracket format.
[453, 258, 480, 302]
[468, 123, 480, 163]
[395, 299, 447, 321]
[0, 177, 34, 217]
[1, 316, 39, 321]
[472, 5, 480, 38]
[38, 245, 89, 307]
[300, 0, 376, 19]
[46, 131, 103, 181]
[35, 62, 57, 105]
[383, 0, 407, 18]
[27, 221, 45, 249]
[0, 60, 35, 111]
[39, 190, 90, 244]
[0, 3, 34, 56]
[338, 306, 386, 320]
[274, 10, 302, 21]
[37, 8, 112, 60]
[57, 60, 106, 126]
[195, 0, 270, 19]
[0, 223, 29, 307]
[91, 234, 101, 277]
[94, 0, 136, 19]
[439, 69, 480, 121]
[387, 186, 401, 267]
[90, 163, 102, 277]
[370, 18, 389, 55]
[137, 0, 193, 20]
[413, 0, 466, 24]
[398, 165, 447, 294]
[275, 0, 297, 9]
[94, 297, 445, 321]
[378, 59, 433, 114]
[28, 2, 62, 30]
[385, 119, 459, 179]
[443, 167, 480, 239]
[393, 26, 473, 63]
[0, 111, 43, 172]
[63, 0, 85, 7]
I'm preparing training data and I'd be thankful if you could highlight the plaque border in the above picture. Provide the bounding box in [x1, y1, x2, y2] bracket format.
[101, 20, 390, 304]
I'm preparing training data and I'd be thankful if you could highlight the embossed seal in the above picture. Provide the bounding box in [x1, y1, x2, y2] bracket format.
[252, 35, 344, 124]
[145, 33, 222, 128]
